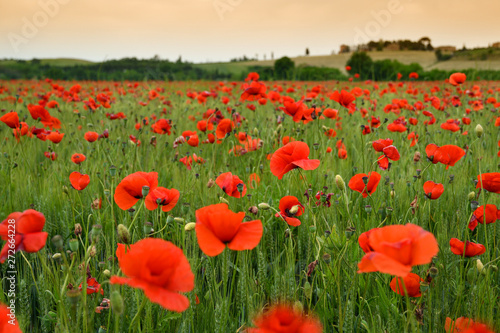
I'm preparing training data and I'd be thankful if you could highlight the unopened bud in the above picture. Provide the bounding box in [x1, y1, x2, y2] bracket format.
[258, 203, 270, 210]
[477, 259, 486, 275]
[166, 215, 174, 224]
[51, 235, 63, 249]
[475, 124, 484, 138]
[248, 206, 258, 215]
[88, 245, 97, 257]
[143, 222, 153, 235]
[117, 224, 130, 244]
[345, 226, 356, 238]
[219, 197, 229, 204]
[293, 300, 304, 313]
[69, 239, 79, 252]
[390, 190, 395, 198]
[289, 205, 300, 215]
[207, 178, 215, 188]
[419, 281, 429, 292]
[62, 185, 69, 195]
[52, 253, 62, 260]
[365, 205, 372, 214]
[413, 151, 421, 163]
[468, 192, 476, 201]
[184, 222, 196, 231]
[109, 165, 117, 177]
[253, 127, 259, 136]
[322, 253, 331, 264]
[110, 291, 124, 315]
[335, 175, 346, 191]
[174, 217, 184, 223]
[74, 223, 82, 236]
[67, 289, 81, 306]
[103, 269, 111, 278]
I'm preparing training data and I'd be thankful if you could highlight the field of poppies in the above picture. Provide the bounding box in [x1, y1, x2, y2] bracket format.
[0, 73, 499, 332]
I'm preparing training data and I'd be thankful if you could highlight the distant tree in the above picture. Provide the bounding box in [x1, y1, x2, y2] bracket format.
[274, 56, 295, 79]
[346, 52, 373, 79]
[305, 48, 310, 56]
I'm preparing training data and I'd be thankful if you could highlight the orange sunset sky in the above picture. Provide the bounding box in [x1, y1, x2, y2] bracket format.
[1, 0, 499, 63]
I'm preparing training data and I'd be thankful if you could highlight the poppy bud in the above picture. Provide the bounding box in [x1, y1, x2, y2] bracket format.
[104, 189, 110, 197]
[468, 192, 475, 201]
[413, 151, 421, 163]
[69, 239, 79, 252]
[75, 223, 82, 237]
[390, 190, 395, 198]
[471, 201, 479, 210]
[303, 281, 312, 299]
[322, 253, 331, 264]
[52, 253, 62, 261]
[429, 266, 438, 278]
[109, 165, 117, 177]
[98, 327, 106, 333]
[236, 182, 244, 193]
[174, 217, 184, 223]
[248, 206, 258, 215]
[219, 197, 229, 205]
[88, 245, 97, 257]
[475, 124, 484, 138]
[335, 175, 346, 191]
[51, 235, 63, 249]
[103, 269, 111, 278]
[117, 224, 130, 244]
[294, 300, 304, 313]
[62, 185, 69, 195]
[276, 124, 283, 133]
[142, 185, 150, 197]
[288, 205, 299, 215]
[143, 222, 153, 235]
[362, 176, 369, 185]
[365, 205, 372, 214]
[490, 265, 498, 272]
[258, 203, 270, 210]
[206, 178, 215, 188]
[184, 222, 196, 231]
[166, 215, 174, 224]
[419, 281, 429, 292]
[67, 289, 81, 306]
[128, 208, 135, 217]
[110, 291, 124, 315]
[345, 226, 356, 238]
[253, 128, 259, 136]
[477, 259, 486, 275]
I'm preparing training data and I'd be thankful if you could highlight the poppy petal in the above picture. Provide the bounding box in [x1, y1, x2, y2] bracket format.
[195, 222, 226, 257]
[227, 220, 263, 251]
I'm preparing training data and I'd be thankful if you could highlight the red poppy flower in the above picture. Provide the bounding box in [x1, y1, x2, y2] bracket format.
[387, 118, 407, 132]
[240, 81, 267, 101]
[145, 187, 180, 212]
[247, 304, 322, 333]
[69, 171, 90, 191]
[338, 148, 348, 159]
[390, 273, 424, 297]
[348, 172, 381, 198]
[151, 119, 172, 135]
[358, 223, 439, 277]
[0, 303, 22, 332]
[27, 104, 51, 122]
[423, 181, 444, 199]
[248, 173, 261, 189]
[216, 172, 246, 198]
[71, 153, 86, 164]
[114, 172, 158, 210]
[446, 317, 474, 333]
[441, 119, 461, 132]
[425, 144, 465, 169]
[377, 145, 400, 170]
[445, 317, 494, 333]
[358, 228, 378, 253]
[84, 131, 99, 142]
[215, 119, 233, 139]
[476, 173, 500, 193]
[270, 141, 320, 179]
[275, 196, 304, 227]
[450, 238, 486, 257]
[110, 238, 194, 312]
[47, 131, 64, 144]
[449, 72, 466, 86]
[409, 72, 419, 79]
[468, 204, 499, 231]
[179, 154, 205, 170]
[372, 139, 393, 152]
[0, 111, 19, 129]
[44, 151, 57, 161]
[407, 132, 418, 147]
[195, 203, 262, 256]
[0, 209, 48, 263]
[79, 277, 104, 295]
[330, 90, 355, 109]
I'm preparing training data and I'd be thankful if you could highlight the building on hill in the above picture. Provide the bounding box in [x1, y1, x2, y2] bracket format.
[435, 46, 456, 53]
[493, 42, 500, 49]
[384, 43, 400, 51]
[339, 44, 351, 54]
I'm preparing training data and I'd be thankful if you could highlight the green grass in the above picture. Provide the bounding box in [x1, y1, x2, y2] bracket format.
[0, 58, 94, 67]
[0, 79, 499, 332]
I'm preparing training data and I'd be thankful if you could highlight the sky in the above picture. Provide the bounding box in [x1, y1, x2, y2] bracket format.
[1, 0, 499, 63]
